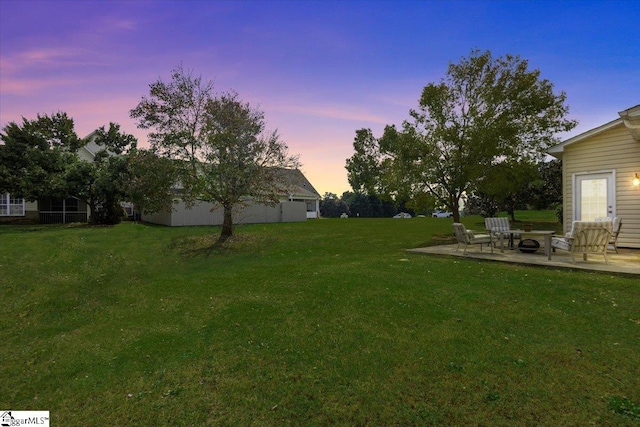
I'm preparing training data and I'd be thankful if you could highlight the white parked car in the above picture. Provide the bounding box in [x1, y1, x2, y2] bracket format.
[393, 212, 412, 219]
[432, 210, 453, 218]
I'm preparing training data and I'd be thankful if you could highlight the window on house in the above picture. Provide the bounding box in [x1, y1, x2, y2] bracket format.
[65, 198, 79, 212]
[0, 193, 25, 216]
[50, 199, 64, 211]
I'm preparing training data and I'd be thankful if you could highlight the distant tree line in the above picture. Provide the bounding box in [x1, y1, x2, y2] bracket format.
[319, 192, 397, 218]
[321, 158, 562, 219]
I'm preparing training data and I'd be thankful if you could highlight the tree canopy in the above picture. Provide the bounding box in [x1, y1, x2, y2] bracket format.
[125, 149, 178, 216]
[66, 123, 138, 224]
[130, 66, 299, 242]
[0, 112, 82, 201]
[346, 49, 577, 222]
[1, 114, 138, 224]
[319, 192, 350, 218]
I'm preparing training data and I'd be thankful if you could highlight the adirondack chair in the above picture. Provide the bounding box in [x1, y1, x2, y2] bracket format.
[595, 216, 622, 253]
[453, 223, 495, 254]
[551, 220, 612, 264]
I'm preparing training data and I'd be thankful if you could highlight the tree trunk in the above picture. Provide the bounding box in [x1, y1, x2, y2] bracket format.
[451, 196, 461, 223]
[88, 200, 97, 225]
[219, 204, 233, 243]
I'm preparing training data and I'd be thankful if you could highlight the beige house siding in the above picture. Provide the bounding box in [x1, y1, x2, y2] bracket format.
[25, 200, 38, 211]
[141, 168, 320, 227]
[142, 199, 307, 227]
[25, 200, 38, 221]
[561, 124, 640, 248]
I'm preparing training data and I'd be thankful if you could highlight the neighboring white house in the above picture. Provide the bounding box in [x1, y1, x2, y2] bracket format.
[547, 104, 640, 248]
[280, 168, 321, 219]
[141, 168, 321, 227]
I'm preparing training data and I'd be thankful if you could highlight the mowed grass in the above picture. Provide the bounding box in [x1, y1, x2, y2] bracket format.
[1, 213, 638, 426]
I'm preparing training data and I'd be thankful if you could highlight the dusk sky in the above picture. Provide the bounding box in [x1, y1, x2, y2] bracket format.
[1, 0, 639, 196]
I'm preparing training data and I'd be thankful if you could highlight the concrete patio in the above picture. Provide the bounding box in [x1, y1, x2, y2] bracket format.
[407, 243, 640, 276]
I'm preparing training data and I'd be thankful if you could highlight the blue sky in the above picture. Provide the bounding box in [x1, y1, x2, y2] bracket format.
[1, 0, 638, 195]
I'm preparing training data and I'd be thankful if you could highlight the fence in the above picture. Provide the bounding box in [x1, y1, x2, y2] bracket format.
[39, 211, 88, 224]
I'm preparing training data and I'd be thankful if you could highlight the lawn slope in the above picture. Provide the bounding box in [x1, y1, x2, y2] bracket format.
[1, 217, 638, 426]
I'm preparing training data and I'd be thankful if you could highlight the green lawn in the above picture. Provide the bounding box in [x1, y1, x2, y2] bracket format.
[1, 214, 638, 426]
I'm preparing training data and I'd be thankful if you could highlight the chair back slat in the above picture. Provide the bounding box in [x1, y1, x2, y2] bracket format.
[453, 223, 470, 244]
[485, 217, 510, 232]
[571, 221, 612, 254]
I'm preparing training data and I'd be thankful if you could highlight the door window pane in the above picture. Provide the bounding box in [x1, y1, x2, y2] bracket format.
[580, 178, 607, 221]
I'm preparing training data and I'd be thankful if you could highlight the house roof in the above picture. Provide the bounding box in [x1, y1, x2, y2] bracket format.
[619, 104, 640, 140]
[548, 104, 640, 159]
[276, 168, 321, 199]
[79, 130, 115, 160]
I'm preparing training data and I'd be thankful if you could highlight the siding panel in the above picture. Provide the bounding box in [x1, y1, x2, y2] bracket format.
[142, 200, 307, 227]
[561, 124, 640, 248]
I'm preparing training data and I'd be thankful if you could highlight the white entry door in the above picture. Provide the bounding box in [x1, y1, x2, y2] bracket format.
[574, 172, 615, 221]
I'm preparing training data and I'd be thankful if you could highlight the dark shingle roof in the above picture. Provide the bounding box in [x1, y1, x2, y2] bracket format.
[275, 168, 321, 198]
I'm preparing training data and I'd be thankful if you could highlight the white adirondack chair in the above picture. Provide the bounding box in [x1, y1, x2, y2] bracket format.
[453, 223, 495, 254]
[551, 221, 612, 264]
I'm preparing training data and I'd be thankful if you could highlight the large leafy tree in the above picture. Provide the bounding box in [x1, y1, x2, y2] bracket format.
[345, 127, 416, 206]
[66, 123, 138, 224]
[533, 159, 563, 210]
[191, 92, 300, 240]
[0, 112, 83, 200]
[345, 129, 385, 195]
[346, 49, 577, 222]
[131, 66, 299, 242]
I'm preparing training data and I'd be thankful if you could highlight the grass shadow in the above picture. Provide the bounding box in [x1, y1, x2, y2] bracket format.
[168, 232, 269, 257]
[424, 234, 457, 247]
[0, 222, 96, 235]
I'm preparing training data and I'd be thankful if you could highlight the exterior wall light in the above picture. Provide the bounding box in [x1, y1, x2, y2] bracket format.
[633, 173, 640, 187]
